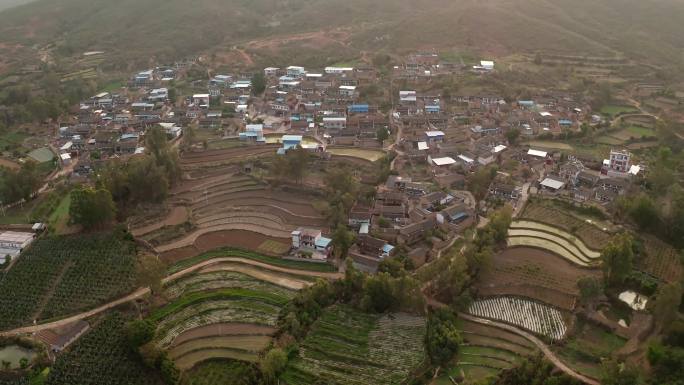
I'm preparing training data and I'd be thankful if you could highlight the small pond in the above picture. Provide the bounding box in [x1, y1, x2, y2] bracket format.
[0, 345, 35, 370]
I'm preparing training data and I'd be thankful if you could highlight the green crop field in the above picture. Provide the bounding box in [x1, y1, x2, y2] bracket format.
[164, 271, 297, 299]
[0, 233, 137, 330]
[151, 269, 297, 369]
[600, 105, 639, 116]
[181, 360, 261, 385]
[46, 313, 165, 385]
[282, 305, 426, 385]
[168, 248, 337, 274]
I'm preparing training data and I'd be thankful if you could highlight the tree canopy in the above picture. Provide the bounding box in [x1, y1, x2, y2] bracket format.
[69, 186, 116, 228]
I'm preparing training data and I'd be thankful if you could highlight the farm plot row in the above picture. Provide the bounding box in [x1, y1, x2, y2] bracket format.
[479, 247, 598, 301]
[191, 190, 322, 218]
[156, 225, 292, 254]
[507, 222, 601, 266]
[639, 236, 683, 284]
[0, 233, 137, 330]
[180, 146, 278, 165]
[165, 271, 297, 299]
[151, 274, 296, 369]
[46, 313, 164, 385]
[510, 221, 601, 256]
[196, 262, 313, 290]
[282, 305, 426, 385]
[167, 248, 338, 274]
[174, 182, 263, 205]
[507, 236, 593, 267]
[521, 204, 611, 250]
[468, 296, 568, 341]
[174, 174, 257, 195]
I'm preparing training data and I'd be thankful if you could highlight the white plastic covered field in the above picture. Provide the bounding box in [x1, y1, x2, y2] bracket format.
[468, 296, 567, 340]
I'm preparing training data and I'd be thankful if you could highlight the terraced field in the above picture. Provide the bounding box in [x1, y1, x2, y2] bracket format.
[521, 203, 611, 251]
[282, 305, 426, 385]
[477, 247, 601, 311]
[436, 319, 536, 384]
[507, 220, 602, 267]
[151, 265, 305, 371]
[639, 236, 683, 284]
[180, 146, 279, 168]
[145, 167, 326, 256]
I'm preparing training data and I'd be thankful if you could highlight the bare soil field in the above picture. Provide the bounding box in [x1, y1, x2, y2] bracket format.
[180, 146, 278, 166]
[170, 323, 276, 347]
[160, 230, 290, 264]
[477, 247, 601, 310]
[0, 157, 20, 170]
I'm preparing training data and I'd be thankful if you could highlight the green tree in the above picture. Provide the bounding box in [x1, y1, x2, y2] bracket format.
[181, 124, 196, 150]
[125, 319, 156, 348]
[362, 272, 398, 312]
[136, 254, 167, 295]
[0, 160, 43, 204]
[425, 308, 462, 366]
[376, 126, 389, 144]
[260, 348, 287, 384]
[601, 233, 634, 287]
[126, 156, 169, 203]
[69, 187, 116, 228]
[506, 128, 521, 145]
[601, 359, 643, 385]
[331, 225, 354, 258]
[577, 277, 603, 304]
[146, 125, 180, 185]
[468, 165, 498, 202]
[652, 282, 683, 331]
[251, 72, 266, 96]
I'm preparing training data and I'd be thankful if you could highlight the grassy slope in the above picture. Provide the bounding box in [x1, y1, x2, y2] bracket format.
[0, 0, 682, 68]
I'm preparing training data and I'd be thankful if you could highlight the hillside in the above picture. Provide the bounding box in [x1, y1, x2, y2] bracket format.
[0, 0, 33, 12]
[0, 0, 683, 71]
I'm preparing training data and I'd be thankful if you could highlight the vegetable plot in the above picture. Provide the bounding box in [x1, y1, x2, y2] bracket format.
[468, 297, 567, 341]
[46, 313, 164, 385]
[282, 306, 426, 385]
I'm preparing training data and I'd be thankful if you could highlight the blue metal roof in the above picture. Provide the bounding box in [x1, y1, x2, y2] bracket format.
[315, 237, 332, 248]
[282, 135, 303, 142]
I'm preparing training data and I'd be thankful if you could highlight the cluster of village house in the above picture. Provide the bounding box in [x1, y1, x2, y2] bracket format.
[49, 52, 645, 271]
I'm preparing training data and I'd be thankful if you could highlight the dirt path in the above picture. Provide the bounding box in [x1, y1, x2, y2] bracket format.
[425, 292, 597, 385]
[197, 263, 311, 290]
[458, 313, 600, 385]
[156, 224, 293, 252]
[31, 261, 73, 321]
[1, 257, 340, 336]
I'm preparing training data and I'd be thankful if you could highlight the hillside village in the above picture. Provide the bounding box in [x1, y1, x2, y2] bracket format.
[0, 44, 683, 385]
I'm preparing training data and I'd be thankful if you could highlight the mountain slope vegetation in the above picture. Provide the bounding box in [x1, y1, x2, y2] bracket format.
[0, 0, 683, 70]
